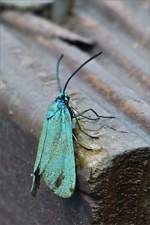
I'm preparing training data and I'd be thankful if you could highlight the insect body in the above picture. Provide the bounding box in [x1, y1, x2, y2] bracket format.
[31, 52, 103, 198]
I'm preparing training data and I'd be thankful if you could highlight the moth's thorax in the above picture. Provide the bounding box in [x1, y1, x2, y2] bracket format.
[55, 93, 70, 107]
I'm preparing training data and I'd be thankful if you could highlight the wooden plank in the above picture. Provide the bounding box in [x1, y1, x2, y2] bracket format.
[0, 22, 150, 225]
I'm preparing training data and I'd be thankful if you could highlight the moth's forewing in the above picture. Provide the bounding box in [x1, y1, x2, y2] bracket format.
[43, 105, 76, 198]
[32, 98, 76, 198]
[33, 102, 58, 174]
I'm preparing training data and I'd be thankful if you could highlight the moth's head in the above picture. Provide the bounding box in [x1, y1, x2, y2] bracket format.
[57, 92, 70, 105]
[62, 94, 70, 105]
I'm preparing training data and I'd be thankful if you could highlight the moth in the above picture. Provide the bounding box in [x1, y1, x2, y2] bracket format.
[31, 52, 111, 198]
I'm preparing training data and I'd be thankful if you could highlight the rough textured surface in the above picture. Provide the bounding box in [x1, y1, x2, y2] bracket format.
[0, 0, 150, 224]
[0, 0, 53, 8]
[0, 114, 91, 225]
[0, 11, 93, 49]
[90, 148, 150, 225]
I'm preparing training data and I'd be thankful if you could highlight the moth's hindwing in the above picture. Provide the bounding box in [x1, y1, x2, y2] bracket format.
[33, 101, 76, 198]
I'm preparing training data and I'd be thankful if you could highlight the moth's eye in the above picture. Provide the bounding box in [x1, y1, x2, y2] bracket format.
[65, 98, 69, 103]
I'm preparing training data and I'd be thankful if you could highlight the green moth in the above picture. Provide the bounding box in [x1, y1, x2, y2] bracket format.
[31, 52, 104, 198]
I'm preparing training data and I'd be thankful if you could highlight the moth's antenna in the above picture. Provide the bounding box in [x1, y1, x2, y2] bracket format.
[63, 51, 102, 93]
[56, 54, 64, 92]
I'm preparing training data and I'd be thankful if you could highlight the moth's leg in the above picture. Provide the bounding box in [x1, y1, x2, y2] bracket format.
[30, 167, 41, 197]
[80, 126, 101, 132]
[81, 124, 128, 133]
[72, 108, 125, 134]
[72, 107, 115, 121]
[76, 113, 99, 121]
[81, 108, 115, 119]
[71, 107, 99, 121]
[71, 107, 113, 132]
[98, 125, 128, 133]
[74, 116, 99, 139]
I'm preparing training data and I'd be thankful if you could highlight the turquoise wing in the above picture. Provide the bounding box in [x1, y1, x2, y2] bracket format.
[31, 101, 60, 195]
[42, 106, 76, 198]
[33, 101, 59, 174]
[31, 101, 76, 198]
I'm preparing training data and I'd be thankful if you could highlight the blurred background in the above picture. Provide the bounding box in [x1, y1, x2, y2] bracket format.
[0, 1, 150, 225]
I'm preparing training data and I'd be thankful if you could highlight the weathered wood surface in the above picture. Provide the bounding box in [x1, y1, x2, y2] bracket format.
[0, 11, 93, 49]
[0, 0, 53, 8]
[0, 114, 92, 225]
[0, 1, 150, 224]
[0, 0, 74, 23]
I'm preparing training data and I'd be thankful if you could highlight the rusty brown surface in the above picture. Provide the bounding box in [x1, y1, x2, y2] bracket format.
[0, 1, 150, 224]
[0, 11, 93, 48]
